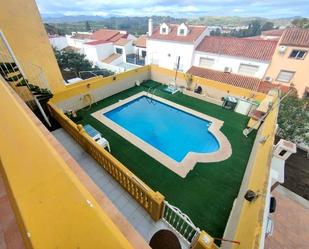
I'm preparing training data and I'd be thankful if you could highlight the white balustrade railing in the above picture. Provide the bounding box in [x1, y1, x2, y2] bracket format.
[162, 201, 200, 245]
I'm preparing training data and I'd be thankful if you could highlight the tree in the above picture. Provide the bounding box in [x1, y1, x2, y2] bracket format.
[85, 21, 91, 31]
[247, 20, 262, 36]
[53, 48, 114, 80]
[261, 22, 274, 31]
[54, 47, 94, 74]
[292, 18, 309, 29]
[278, 96, 309, 146]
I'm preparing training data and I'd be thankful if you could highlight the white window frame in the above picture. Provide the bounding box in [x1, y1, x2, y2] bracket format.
[238, 63, 259, 76]
[199, 57, 215, 69]
[276, 70, 295, 83]
[289, 50, 307, 60]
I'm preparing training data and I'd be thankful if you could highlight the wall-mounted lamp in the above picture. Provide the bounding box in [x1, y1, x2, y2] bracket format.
[244, 190, 259, 202]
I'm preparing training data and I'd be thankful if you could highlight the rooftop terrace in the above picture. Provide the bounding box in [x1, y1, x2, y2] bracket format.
[63, 80, 256, 239]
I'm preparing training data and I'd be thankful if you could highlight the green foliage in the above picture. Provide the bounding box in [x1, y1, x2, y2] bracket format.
[44, 23, 65, 35]
[85, 21, 91, 31]
[261, 21, 275, 31]
[292, 18, 309, 29]
[278, 96, 309, 146]
[53, 48, 114, 80]
[54, 47, 94, 73]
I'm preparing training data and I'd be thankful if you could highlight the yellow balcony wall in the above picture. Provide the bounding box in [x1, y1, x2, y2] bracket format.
[0, 77, 133, 249]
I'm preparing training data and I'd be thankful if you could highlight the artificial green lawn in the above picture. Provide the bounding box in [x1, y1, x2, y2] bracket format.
[76, 80, 256, 239]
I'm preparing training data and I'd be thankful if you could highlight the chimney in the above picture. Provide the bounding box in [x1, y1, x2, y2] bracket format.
[148, 18, 153, 36]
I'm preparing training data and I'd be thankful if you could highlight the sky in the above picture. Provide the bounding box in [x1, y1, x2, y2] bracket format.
[35, 0, 309, 18]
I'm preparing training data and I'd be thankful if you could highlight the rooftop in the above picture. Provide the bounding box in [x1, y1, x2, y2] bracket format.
[72, 80, 256, 239]
[71, 33, 92, 40]
[261, 29, 285, 37]
[133, 35, 147, 48]
[280, 28, 309, 48]
[102, 53, 122, 63]
[82, 29, 128, 45]
[149, 24, 206, 43]
[114, 38, 131, 46]
[188, 66, 261, 91]
[188, 66, 290, 94]
[196, 36, 278, 61]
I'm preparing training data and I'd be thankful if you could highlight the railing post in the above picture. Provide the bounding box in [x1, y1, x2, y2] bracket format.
[191, 231, 218, 249]
[150, 191, 165, 221]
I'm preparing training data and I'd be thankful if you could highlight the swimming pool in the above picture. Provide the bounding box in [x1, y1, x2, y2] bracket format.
[92, 92, 231, 177]
[104, 96, 219, 162]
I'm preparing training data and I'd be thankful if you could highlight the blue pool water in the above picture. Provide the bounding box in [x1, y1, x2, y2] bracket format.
[104, 96, 220, 162]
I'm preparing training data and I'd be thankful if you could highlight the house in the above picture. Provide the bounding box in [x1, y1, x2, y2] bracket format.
[264, 28, 309, 97]
[260, 29, 285, 40]
[49, 34, 68, 50]
[146, 19, 209, 72]
[50, 29, 138, 72]
[192, 36, 278, 79]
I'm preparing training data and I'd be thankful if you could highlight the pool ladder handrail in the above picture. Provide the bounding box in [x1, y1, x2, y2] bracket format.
[146, 87, 157, 105]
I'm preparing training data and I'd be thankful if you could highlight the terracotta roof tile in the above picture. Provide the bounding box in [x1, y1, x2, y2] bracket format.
[114, 38, 131, 46]
[196, 36, 278, 61]
[84, 39, 112, 45]
[133, 35, 147, 48]
[262, 29, 285, 37]
[188, 66, 291, 94]
[149, 24, 206, 43]
[91, 29, 120, 40]
[84, 29, 128, 45]
[188, 66, 261, 91]
[280, 28, 309, 48]
[258, 81, 290, 94]
[102, 53, 121, 63]
[71, 33, 92, 40]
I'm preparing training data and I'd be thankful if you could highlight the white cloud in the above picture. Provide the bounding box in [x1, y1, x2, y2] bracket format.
[35, 0, 309, 18]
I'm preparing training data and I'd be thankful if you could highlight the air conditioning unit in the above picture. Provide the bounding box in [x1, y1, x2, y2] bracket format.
[264, 76, 273, 83]
[278, 46, 287, 54]
[224, 67, 232, 73]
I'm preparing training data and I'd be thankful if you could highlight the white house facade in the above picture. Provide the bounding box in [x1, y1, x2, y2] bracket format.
[192, 36, 278, 79]
[146, 20, 209, 72]
[193, 51, 270, 79]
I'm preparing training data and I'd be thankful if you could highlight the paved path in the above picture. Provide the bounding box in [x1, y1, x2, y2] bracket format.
[265, 185, 309, 249]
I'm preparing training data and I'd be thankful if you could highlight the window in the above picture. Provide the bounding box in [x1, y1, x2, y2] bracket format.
[116, 48, 123, 54]
[141, 50, 147, 58]
[238, 64, 259, 76]
[162, 27, 166, 34]
[179, 29, 185, 35]
[199, 57, 215, 68]
[289, 50, 307, 60]
[276, 70, 295, 83]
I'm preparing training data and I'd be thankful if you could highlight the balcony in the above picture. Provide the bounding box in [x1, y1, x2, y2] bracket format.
[126, 54, 145, 66]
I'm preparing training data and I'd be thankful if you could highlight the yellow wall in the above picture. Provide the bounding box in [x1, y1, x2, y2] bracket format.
[0, 77, 133, 249]
[50, 66, 150, 103]
[265, 44, 309, 97]
[0, 0, 65, 93]
[231, 96, 279, 249]
[150, 65, 266, 102]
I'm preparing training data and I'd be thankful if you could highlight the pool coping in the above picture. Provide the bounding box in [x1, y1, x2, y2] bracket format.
[91, 92, 232, 178]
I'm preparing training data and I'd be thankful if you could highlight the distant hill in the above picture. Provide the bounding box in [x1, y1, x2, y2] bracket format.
[42, 15, 298, 36]
[42, 15, 296, 27]
[189, 16, 298, 27]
